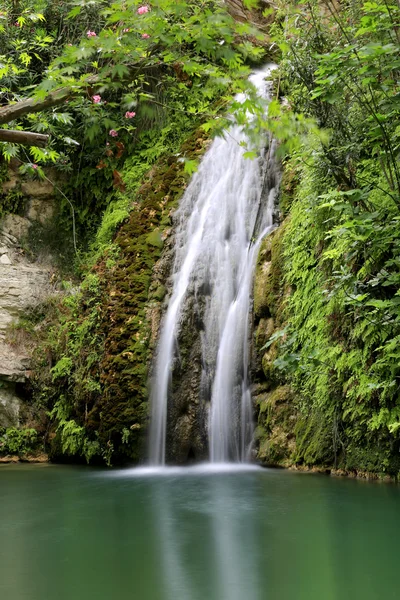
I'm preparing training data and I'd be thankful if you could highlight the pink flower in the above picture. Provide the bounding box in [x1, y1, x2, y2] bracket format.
[142, 33, 150, 39]
[137, 6, 149, 14]
[32, 164, 38, 170]
[125, 111, 136, 118]
[123, 28, 130, 33]
[109, 129, 118, 137]
[87, 30, 97, 37]
[92, 94, 102, 103]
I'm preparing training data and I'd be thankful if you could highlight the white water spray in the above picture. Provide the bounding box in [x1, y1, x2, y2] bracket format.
[149, 65, 279, 465]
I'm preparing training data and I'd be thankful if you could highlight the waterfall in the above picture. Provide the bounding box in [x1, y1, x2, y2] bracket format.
[149, 65, 279, 465]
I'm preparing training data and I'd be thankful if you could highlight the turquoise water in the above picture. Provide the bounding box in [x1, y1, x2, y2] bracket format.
[0, 463, 399, 600]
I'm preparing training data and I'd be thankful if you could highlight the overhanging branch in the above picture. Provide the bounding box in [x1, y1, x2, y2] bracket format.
[0, 87, 71, 125]
[0, 130, 50, 147]
[0, 75, 100, 126]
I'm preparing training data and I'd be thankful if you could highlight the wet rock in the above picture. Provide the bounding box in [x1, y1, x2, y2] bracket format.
[261, 345, 277, 383]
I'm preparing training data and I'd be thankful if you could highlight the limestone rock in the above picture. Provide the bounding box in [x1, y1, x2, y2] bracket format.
[21, 179, 54, 199]
[0, 254, 11, 265]
[255, 317, 275, 349]
[26, 198, 55, 224]
[0, 225, 52, 393]
[1, 214, 31, 240]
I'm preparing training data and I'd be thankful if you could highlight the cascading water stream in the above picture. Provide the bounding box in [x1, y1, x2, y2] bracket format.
[149, 65, 279, 466]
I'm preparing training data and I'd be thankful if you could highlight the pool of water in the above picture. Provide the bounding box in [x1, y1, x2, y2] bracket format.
[0, 463, 399, 600]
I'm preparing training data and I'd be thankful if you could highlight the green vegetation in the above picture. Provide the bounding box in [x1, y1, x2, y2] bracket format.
[0, 0, 268, 246]
[255, 0, 400, 477]
[0, 427, 38, 456]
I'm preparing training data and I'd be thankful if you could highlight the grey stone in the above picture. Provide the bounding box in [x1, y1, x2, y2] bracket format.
[1, 214, 31, 240]
[0, 228, 52, 384]
[26, 198, 55, 224]
[0, 254, 11, 265]
[21, 179, 54, 199]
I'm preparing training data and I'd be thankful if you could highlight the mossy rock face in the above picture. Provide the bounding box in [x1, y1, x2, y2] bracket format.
[254, 235, 272, 319]
[336, 429, 400, 477]
[86, 128, 210, 462]
[261, 345, 277, 386]
[253, 222, 287, 322]
[294, 412, 335, 467]
[146, 229, 164, 249]
[255, 385, 297, 466]
[279, 164, 298, 217]
[255, 317, 275, 350]
[254, 260, 272, 319]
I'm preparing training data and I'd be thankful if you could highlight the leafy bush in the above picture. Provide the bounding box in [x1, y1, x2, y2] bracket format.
[0, 427, 38, 455]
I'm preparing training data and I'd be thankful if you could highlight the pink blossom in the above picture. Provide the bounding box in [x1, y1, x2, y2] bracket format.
[87, 30, 97, 38]
[92, 94, 102, 104]
[123, 28, 130, 33]
[142, 33, 150, 39]
[109, 129, 118, 137]
[125, 111, 136, 119]
[137, 6, 149, 14]
[32, 164, 38, 170]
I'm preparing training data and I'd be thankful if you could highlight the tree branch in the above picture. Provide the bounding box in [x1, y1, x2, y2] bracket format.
[0, 87, 71, 125]
[0, 74, 101, 126]
[0, 129, 50, 147]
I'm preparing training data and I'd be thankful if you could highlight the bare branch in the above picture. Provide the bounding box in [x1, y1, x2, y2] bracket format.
[0, 130, 50, 147]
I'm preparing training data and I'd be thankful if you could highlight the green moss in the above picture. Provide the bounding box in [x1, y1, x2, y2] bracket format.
[254, 222, 287, 322]
[146, 230, 163, 249]
[279, 163, 297, 217]
[294, 412, 335, 467]
[256, 385, 296, 466]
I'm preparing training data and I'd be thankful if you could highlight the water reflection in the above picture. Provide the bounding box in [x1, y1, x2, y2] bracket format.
[150, 466, 261, 600]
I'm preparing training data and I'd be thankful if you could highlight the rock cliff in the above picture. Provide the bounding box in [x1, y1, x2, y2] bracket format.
[0, 164, 56, 426]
